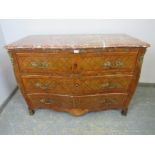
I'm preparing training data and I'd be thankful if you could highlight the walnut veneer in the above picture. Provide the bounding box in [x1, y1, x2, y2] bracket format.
[6, 34, 150, 116]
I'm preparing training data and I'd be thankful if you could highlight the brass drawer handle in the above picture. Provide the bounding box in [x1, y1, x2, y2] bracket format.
[115, 59, 123, 67]
[40, 98, 54, 104]
[101, 82, 121, 89]
[103, 59, 123, 68]
[98, 98, 117, 104]
[31, 62, 49, 68]
[34, 82, 54, 89]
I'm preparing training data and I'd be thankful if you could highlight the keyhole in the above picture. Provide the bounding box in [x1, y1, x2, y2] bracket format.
[73, 63, 78, 70]
[75, 83, 79, 87]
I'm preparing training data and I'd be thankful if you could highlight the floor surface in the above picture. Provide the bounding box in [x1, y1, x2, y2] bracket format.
[0, 86, 155, 135]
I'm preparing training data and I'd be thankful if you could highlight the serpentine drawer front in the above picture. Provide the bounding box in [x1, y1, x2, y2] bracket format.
[27, 93, 127, 116]
[21, 75, 133, 95]
[6, 34, 150, 116]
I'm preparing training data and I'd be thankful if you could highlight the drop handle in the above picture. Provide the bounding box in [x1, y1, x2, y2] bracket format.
[98, 98, 117, 104]
[40, 98, 54, 104]
[31, 62, 49, 68]
[101, 82, 121, 89]
[34, 82, 55, 89]
[103, 59, 124, 68]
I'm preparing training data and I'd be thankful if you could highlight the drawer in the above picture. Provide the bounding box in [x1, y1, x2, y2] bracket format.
[27, 93, 127, 111]
[76, 48, 138, 75]
[22, 75, 133, 95]
[27, 94, 72, 109]
[72, 93, 127, 110]
[16, 52, 74, 75]
[16, 48, 138, 75]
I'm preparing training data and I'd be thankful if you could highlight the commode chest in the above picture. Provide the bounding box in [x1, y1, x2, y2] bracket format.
[6, 34, 150, 116]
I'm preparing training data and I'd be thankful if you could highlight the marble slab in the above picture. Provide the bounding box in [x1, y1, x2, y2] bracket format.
[6, 34, 150, 50]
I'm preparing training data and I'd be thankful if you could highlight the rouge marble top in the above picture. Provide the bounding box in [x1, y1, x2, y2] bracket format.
[6, 34, 150, 50]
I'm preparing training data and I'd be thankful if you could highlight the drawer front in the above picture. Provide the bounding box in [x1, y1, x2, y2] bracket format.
[16, 48, 138, 75]
[76, 49, 138, 74]
[22, 75, 133, 95]
[16, 52, 73, 75]
[27, 93, 127, 111]
[22, 75, 73, 94]
[72, 93, 127, 110]
[27, 94, 72, 109]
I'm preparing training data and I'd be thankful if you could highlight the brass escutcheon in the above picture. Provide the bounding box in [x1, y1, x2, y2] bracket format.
[75, 83, 80, 87]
